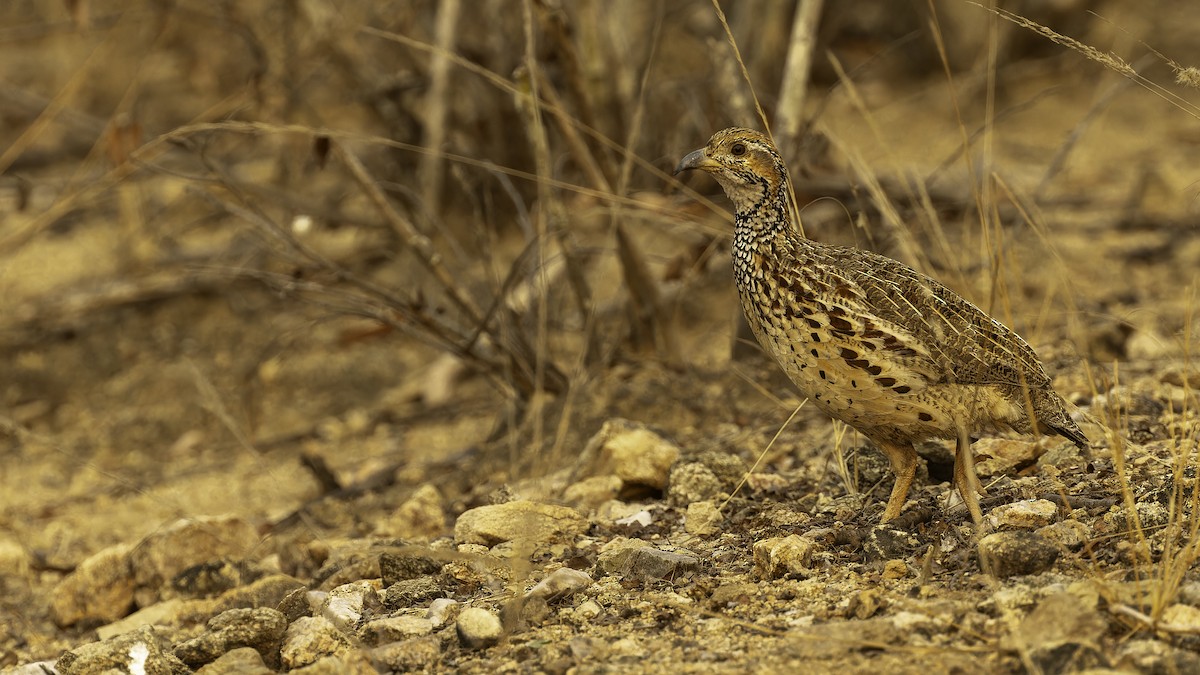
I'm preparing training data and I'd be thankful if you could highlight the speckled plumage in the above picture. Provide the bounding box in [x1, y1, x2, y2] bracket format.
[676, 128, 1087, 524]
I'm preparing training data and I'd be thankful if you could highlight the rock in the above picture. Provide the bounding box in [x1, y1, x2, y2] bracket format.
[358, 616, 434, 646]
[667, 463, 723, 506]
[50, 543, 137, 627]
[212, 574, 307, 614]
[96, 599, 193, 641]
[278, 586, 313, 623]
[848, 588, 884, 619]
[427, 598, 459, 627]
[862, 527, 917, 562]
[456, 607, 503, 649]
[882, 559, 909, 580]
[55, 625, 187, 675]
[1118, 638, 1200, 674]
[989, 499, 1059, 530]
[173, 607, 288, 669]
[1037, 520, 1090, 551]
[527, 567, 592, 601]
[129, 516, 260, 606]
[376, 485, 448, 541]
[979, 532, 1059, 577]
[371, 635, 441, 671]
[573, 599, 603, 622]
[576, 419, 681, 491]
[383, 576, 443, 610]
[0, 536, 29, 577]
[379, 552, 444, 586]
[753, 535, 816, 579]
[1162, 603, 1200, 632]
[597, 540, 700, 580]
[563, 475, 623, 511]
[973, 438, 1042, 477]
[194, 646, 272, 674]
[684, 501, 722, 536]
[319, 580, 379, 631]
[288, 650, 378, 674]
[454, 500, 585, 549]
[279, 616, 353, 670]
[1004, 592, 1107, 671]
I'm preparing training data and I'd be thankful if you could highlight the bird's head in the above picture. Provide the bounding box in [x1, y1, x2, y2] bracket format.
[673, 128, 788, 213]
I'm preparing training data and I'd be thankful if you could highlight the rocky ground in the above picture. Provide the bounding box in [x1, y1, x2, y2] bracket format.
[3, 1, 1200, 674]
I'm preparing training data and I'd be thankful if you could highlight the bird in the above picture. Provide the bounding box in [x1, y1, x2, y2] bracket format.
[674, 127, 1087, 525]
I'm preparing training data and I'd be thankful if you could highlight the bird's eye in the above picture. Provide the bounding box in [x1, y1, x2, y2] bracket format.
[731, 143, 747, 156]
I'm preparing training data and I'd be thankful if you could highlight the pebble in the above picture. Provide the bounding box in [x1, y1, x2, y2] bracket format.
[456, 607, 503, 649]
[319, 581, 379, 631]
[752, 535, 815, 579]
[1162, 603, 1200, 632]
[54, 625, 187, 674]
[1004, 592, 1106, 671]
[1118, 639, 1200, 673]
[667, 463, 723, 506]
[562, 475, 623, 511]
[279, 616, 353, 670]
[597, 540, 700, 580]
[978, 531, 1059, 577]
[383, 576, 444, 610]
[988, 499, 1059, 530]
[1036, 520, 1090, 551]
[194, 646, 272, 674]
[129, 515, 260, 606]
[684, 501, 722, 536]
[454, 500, 586, 549]
[379, 551, 444, 586]
[50, 543, 136, 627]
[427, 598, 459, 627]
[358, 615, 434, 646]
[289, 650, 378, 674]
[377, 484, 448, 541]
[527, 567, 593, 601]
[173, 607, 288, 669]
[973, 438, 1041, 477]
[372, 635, 442, 671]
[577, 419, 681, 490]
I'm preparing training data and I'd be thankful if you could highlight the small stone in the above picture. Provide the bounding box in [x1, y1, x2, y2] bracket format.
[383, 576, 443, 610]
[1162, 604, 1200, 632]
[279, 616, 353, 670]
[359, 616, 434, 646]
[174, 607, 288, 669]
[1004, 592, 1106, 672]
[211, 574, 307, 614]
[371, 635, 442, 671]
[597, 540, 700, 580]
[576, 419, 681, 491]
[129, 515, 260, 606]
[989, 499, 1059, 530]
[684, 501, 723, 536]
[96, 598, 191, 641]
[667, 463, 723, 506]
[978, 531, 1059, 577]
[881, 559, 909, 580]
[379, 552, 444, 586]
[753, 535, 816, 579]
[573, 600, 602, 621]
[456, 607, 503, 649]
[454, 500, 585, 549]
[55, 625, 187, 675]
[527, 567, 592, 601]
[195, 646, 272, 674]
[863, 526, 917, 562]
[563, 475, 623, 511]
[427, 598, 459, 627]
[973, 438, 1042, 477]
[0, 536, 29, 577]
[50, 543, 136, 627]
[288, 650, 377, 674]
[319, 580, 379, 631]
[848, 588, 883, 619]
[277, 586, 312, 623]
[377, 485, 448, 541]
[1118, 639, 1200, 673]
[1037, 520, 1090, 551]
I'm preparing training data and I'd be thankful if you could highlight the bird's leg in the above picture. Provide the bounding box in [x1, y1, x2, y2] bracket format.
[953, 424, 984, 527]
[876, 439, 919, 523]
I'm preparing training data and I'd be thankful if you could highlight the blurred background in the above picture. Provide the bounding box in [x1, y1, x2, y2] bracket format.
[1, 0, 1199, 664]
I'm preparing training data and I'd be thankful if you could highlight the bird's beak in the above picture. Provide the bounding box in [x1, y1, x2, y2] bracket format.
[673, 148, 718, 175]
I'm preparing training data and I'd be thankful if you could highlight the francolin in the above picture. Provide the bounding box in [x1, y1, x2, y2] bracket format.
[675, 127, 1087, 524]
